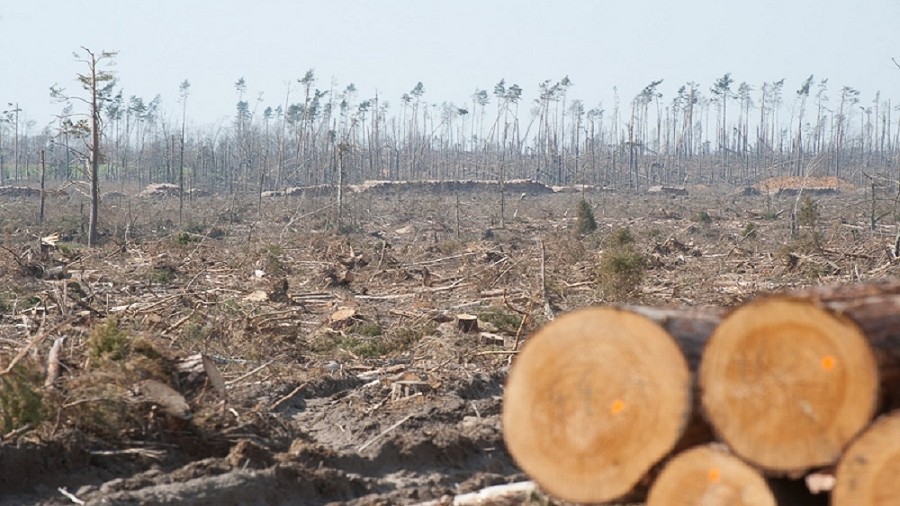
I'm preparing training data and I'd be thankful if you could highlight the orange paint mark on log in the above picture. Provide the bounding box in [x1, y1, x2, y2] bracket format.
[610, 399, 626, 415]
[708, 467, 721, 483]
[821, 355, 836, 371]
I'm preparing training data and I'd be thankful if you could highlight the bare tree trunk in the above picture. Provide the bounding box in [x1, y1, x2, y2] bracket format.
[179, 82, 189, 225]
[499, 153, 506, 229]
[39, 149, 46, 225]
[13, 104, 19, 182]
[88, 60, 101, 247]
[0, 120, 4, 185]
[336, 142, 346, 232]
[455, 191, 461, 239]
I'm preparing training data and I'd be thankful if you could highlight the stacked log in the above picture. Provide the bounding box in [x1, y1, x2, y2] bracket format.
[502, 280, 900, 504]
[502, 307, 692, 503]
[832, 410, 900, 505]
[646, 444, 775, 506]
[700, 295, 879, 474]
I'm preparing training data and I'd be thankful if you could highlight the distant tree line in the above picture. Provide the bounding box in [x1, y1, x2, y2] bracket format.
[1, 64, 899, 193]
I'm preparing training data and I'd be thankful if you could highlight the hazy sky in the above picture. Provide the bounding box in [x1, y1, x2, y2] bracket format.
[1, 0, 899, 129]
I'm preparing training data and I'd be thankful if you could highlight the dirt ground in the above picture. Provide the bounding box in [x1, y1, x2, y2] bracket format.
[0, 182, 897, 505]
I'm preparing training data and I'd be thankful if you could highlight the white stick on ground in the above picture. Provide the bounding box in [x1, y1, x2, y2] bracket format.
[412, 481, 537, 505]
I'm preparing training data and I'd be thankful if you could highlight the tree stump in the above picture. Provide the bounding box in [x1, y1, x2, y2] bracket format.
[502, 306, 692, 503]
[647, 444, 776, 506]
[833, 410, 900, 505]
[456, 313, 479, 333]
[699, 296, 879, 474]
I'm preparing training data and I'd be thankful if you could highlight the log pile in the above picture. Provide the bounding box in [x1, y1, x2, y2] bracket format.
[263, 179, 554, 197]
[502, 280, 900, 505]
[0, 186, 42, 198]
[138, 184, 210, 198]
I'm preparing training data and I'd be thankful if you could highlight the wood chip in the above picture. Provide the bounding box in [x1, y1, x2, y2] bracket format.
[243, 290, 269, 302]
[330, 308, 357, 323]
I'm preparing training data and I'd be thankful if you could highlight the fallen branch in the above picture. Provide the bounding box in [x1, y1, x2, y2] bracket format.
[279, 200, 336, 242]
[358, 413, 414, 453]
[413, 481, 537, 506]
[2, 423, 33, 441]
[490, 257, 524, 287]
[355, 293, 417, 301]
[225, 359, 275, 386]
[407, 251, 480, 267]
[538, 239, 554, 321]
[270, 382, 309, 411]
[164, 310, 196, 338]
[90, 447, 167, 460]
[57, 487, 85, 505]
[2, 317, 71, 377]
[474, 350, 519, 356]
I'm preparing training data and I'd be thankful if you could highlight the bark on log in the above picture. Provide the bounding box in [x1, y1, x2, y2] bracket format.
[699, 295, 880, 474]
[502, 306, 692, 503]
[623, 305, 723, 452]
[832, 409, 900, 506]
[623, 305, 724, 369]
[646, 444, 776, 506]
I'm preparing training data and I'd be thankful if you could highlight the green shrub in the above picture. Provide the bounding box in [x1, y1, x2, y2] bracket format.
[89, 317, 129, 362]
[792, 196, 823, 250]
[387, 322, 436, 350]
[607, 227, 635, 247]
[56, 242, 81, 257]
[180, 322, 210, 344]
[742, 222, 757, 239]
[336, 336, 389, 358]
[597, 227, 646, 301]
[0, 365, 44, 433]
[175, 231, 201, 245]
[798, 196, 819, 228]
[478, 309, 522, 334]
[183, 221, 207, 235]
[574, 199, 597, 235]
[148, 267, 176, 285]
[694, 211, 712, 224]
[313, 321, 435, 358]
[350, 322, 383, 337]
[259, 244, 288, 275]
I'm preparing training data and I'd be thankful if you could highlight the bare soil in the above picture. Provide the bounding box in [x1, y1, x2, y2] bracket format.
[0, 183, 896, 505]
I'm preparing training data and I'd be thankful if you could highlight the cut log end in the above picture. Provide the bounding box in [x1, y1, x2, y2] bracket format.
[833, 410, 900, 506]
[502, 306, 691, 503]
[699, 296, 878, 473]
[647, 444, 776, 506]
